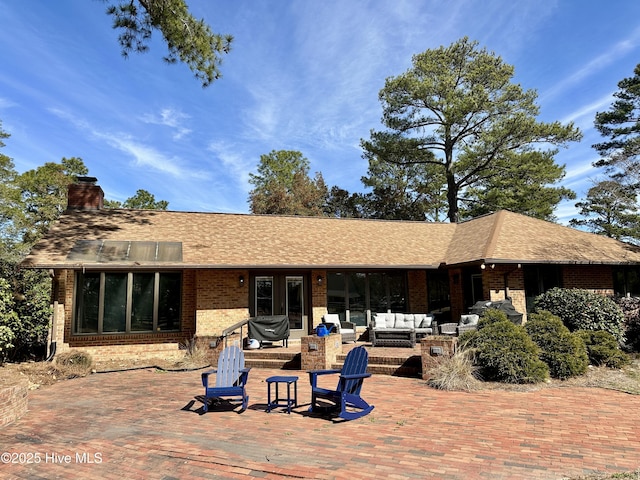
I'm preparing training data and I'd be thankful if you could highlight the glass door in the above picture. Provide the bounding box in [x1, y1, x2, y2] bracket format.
[286, 276, 303, 331]
[252, 274, 308, 335]
[255, 276, 274, 316]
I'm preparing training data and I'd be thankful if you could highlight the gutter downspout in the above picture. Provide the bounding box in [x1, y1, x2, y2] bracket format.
[45, 300, 57, 362]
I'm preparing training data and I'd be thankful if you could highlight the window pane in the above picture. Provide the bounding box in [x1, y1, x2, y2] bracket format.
[368, 273, 387, 313]
[158, 273, 181, 331]
[131, 273, 154, 332]
[327, 273, 346, 320]
[256, 277, 273, 316]
[76, 272, 100, 333]
[348, 273, 367, 326]
[388, 273, 406, 312]
[103, 273, 127, 332]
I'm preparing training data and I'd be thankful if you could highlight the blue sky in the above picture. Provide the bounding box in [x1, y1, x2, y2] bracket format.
[1, 1, 640, 223]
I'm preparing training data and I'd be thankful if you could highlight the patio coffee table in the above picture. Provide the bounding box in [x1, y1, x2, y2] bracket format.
[370, 328, 416, 347]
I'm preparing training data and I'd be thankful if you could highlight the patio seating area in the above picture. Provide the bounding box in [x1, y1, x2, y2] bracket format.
[3, 366, 639, 479]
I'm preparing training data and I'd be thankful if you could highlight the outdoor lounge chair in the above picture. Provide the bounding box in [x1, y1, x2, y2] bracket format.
[322, 313, 357, 343]
[201, 345, 250, 412]
[308, 345, 374, 421]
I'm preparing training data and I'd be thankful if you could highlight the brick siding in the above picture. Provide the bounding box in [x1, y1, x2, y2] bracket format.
[485, 265, 527, 321]
[408, 270, 428, 312]
[562, 265, 614, 294]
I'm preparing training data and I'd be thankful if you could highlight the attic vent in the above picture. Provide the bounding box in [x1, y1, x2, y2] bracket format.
[67, 241, 182, 263]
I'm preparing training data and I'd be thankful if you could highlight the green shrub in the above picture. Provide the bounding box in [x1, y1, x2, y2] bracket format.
[476, 309, 509, 330]
[612, 296, 640, 352]
[575, 330, 631, 369]
[525, 311, 588, 379]
[457, 329, 477, 349]
[0, 325, 15, 365]
[473, 319, 549, 384]
[534, 288, 625, 343]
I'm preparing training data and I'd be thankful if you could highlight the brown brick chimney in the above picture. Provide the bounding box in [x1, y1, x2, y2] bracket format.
[67, 176, 104, 210]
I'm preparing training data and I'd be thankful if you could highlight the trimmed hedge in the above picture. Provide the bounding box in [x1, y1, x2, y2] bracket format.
[471, 319, 549, 384]
[575, 330, 630, 369]
[476, 308, 509, 329]
[533, 288, 625, 343]
[525, 311, 588, 379]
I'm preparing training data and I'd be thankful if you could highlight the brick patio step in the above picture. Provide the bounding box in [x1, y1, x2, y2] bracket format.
[333, 353, 422, 378]
[242, 347, 421, 377]
[244, 350, 301, 370]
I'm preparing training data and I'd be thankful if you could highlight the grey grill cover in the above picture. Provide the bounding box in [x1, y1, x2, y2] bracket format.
[248, 315, 290, 342]
[469, 299, 523, 325]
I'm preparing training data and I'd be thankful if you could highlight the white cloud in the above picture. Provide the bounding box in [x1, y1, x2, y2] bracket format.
[0, 97, 17, 109]
[562, 93, 614, 123]
[542, 26, 640, 101]
[140, 108, 192, 140]
[207, 141, 255, 193]
[48, 107, 204, 179]
[561, 93, 614, 131]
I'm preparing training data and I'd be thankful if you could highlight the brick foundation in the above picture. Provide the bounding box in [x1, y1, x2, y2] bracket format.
[421, 336, 458, 380]
[0, 376, 28, 427]
[301, 334, 342, 371]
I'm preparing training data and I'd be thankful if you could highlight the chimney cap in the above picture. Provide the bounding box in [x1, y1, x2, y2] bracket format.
[76, 176, 98, 184]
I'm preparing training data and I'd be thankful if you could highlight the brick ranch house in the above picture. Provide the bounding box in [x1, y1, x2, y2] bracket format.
[21, 179, 640, 361]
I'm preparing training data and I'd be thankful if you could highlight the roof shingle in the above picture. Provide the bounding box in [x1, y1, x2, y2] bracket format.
[22, 209, 640, 270]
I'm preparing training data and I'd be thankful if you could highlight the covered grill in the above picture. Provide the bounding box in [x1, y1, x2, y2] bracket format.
[468, 299, 523, 325]
[247, 315, 290, 347]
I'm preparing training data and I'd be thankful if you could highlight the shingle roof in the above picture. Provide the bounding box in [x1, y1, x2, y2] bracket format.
[22, 209, 640, 270]
[22, 209, 455, 269]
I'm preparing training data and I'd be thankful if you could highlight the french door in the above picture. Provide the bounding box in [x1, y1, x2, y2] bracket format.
[254, 275, 306, 335]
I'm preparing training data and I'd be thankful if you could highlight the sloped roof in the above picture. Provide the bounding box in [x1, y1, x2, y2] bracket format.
[22, 209, 455, 269]
[22, 208, 640, 270]
[481, 210, 640, 265]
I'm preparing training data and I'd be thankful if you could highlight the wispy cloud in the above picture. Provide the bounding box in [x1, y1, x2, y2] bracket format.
[542, 26, 640, 101]
[0, 97, 17, 109]
[561, 93, 615, 131]
[48, 107, 204, 179]
[207, 141, 254, 193]
[140, 108, 192, 140]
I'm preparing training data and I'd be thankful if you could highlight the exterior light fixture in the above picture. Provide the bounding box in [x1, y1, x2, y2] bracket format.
[239, 275, 245, 287]
[317, 275, 323, 285]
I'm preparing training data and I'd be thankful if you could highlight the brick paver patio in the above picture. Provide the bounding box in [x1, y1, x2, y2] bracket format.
[1, 367, 639, 479]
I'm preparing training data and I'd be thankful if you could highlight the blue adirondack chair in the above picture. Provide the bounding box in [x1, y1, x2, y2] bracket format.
[201, 345, 250, 412]
[308, 345, 374, 421]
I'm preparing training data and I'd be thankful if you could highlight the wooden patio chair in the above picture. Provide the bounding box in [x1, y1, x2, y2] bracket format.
[308, 345, 374, 421]
[201, 345, 250, 412]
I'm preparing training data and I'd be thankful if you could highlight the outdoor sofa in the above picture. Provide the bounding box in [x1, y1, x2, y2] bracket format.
[369, 313, 435, 347]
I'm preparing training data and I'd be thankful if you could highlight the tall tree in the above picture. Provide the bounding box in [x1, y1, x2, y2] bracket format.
[248, 150, 327, 216]
[324, 186, 366, 218]
[362, 37, 581, 223]
[593, 63, 640, 186]
[570, 179, 640, 243]
[13, 157, 88, 250]
[0, 122, 20, 243]
[105, 0, 233, 87]
[361, 154, 447, 221]
[462, 150, 576, 221]
[105, 189, 169, 210]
